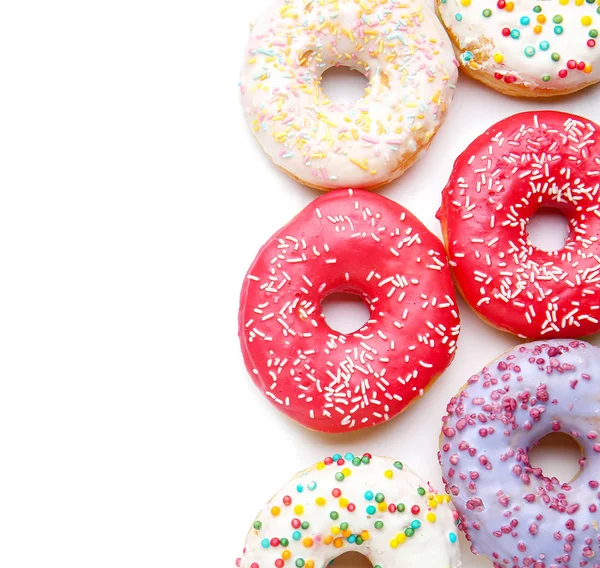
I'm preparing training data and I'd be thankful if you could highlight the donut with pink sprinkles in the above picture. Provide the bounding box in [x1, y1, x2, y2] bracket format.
[439, 339, 600, 568]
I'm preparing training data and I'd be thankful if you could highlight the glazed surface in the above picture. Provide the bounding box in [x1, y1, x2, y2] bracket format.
[439, 339, 600, 568]
[240, 0, 458, 190]
[239, 189, 460, 433]
[438, 111, 600, 339]
[237, 454, 462, 568]
[437, 0, 600, 92]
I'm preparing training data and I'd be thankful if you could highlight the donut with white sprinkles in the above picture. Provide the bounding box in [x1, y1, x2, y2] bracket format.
[236, 453, 462, 568]
[239, 0, 458, 191]
[438, 111, 600, 339]
[439, 339, 600, 568]
[238, 189, 460, 433]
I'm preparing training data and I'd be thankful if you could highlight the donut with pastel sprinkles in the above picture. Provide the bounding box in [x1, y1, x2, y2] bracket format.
[236, 453, 462, 568]
[439, 339, 600, 568]
[239, 189, 460, 433]
[438, 111, 600, 339]
[240, 0, 458, 190]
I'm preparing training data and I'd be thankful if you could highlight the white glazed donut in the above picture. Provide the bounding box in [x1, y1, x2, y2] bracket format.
[239, 0, 458, 191]
[436, 0, 600, 97]
[236, 453, 462, 568]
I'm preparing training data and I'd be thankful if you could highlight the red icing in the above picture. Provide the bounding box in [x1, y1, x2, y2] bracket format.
[437, 111, 600, 339]
[239, 189, 460, 433]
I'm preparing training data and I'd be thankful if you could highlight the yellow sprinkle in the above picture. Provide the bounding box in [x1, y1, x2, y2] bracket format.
[559, 0, 569, 4]
[427, 513, 437, 523]
[323, 535, 333, 545]
[585, 63, 593, 73]
[350, 157, 368, 171]
[282, 550, 292, 560]
[271, 506, 281, 516]
[315, 497, 326, 506]
[534, 24, 543, 34]
[444, 495, 451, 503]
[316, 462, 325, 470]
[361, 531, 370, 541]
[342, 529, 352, 538]
[306, 562, 315, 568]
[384, 469, 393, 479]
[342, 468, 351, 477]
[461, 0, 471, 5]
[390, 539, 399, 549]
[339, 497, 349, 508]
[493, 53, 504, 64]
[429, 499, 438, 509]
[505, 1, 514, 10]
[377, 502, 388, 512]
[334, 538, 344, 548]
[537, 14, 546, 23]
[294, 505, 304, 515]
[303, 537, 314, 548]
[435, 494, 444, 504]
[331, 526, 341, 535]
[582, 15, 593, 26]
[396, 533, 407, 544]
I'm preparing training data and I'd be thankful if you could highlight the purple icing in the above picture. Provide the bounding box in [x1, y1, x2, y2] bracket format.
[439, 340, 600, 568]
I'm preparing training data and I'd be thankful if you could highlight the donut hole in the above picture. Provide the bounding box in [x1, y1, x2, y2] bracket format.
[319, 66, 369, 105]
[330, 552, 373, 568]
[529, 432, 583, 483]
[321, 292, 370, 334]
[526, 207, 570, 252]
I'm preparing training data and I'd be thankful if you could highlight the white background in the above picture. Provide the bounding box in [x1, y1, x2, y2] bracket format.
[0, 1, 598, 567]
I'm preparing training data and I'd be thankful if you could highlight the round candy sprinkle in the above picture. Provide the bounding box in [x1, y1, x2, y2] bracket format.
[449, 532, 458, 543]
[364, 491, 374, 500]
[540, 41, 550, 50]
[375, 493, 385, 503]
[417, 487, 426, 496]
[253, 521, 262, 530]
[411, 520, 422, 529]
[393, 461, 403, 470]
[525, 46, 536, 57]
[404, 527, 415, 537]
[483, 8, 492, 17]
[520, 16, 530, 25]
[397, 503, 406, 512]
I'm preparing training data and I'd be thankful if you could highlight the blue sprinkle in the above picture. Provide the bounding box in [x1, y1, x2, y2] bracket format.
[364, 491, 374, 501]
[345, 453, 354, 460]
[307, 481, 317, 491]
[540, 41, 550, 50]
[411, 520, 422, 529]
[461, 51, 473, 63]
[292, 531, 302, 541]
[455, 13, 463, 21]
[366, 505, 377, 515]
[520, 16, 530, 25]
[296, 484, 304, 493]
[332, 454, 342, 461]
[347, 535, 356, 543]
[261, 539, 270, 548]
[449, 532, 458, 544]
[511, 29, 520, 39]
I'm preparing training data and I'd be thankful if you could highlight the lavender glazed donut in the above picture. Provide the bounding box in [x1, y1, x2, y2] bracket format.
[439, 339, 600, 568]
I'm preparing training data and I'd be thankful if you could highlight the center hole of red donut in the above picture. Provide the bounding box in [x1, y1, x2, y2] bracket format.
[330, 552, 373, 568]
[320, 66, 369, 105]
[321, 292, 370, 335]
[526, 207, 570, 252]
[529, 432, 583, 483]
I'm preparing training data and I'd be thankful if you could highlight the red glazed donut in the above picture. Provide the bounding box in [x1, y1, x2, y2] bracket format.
[239, 189, 461, 433]
[438, 111, 600, 339]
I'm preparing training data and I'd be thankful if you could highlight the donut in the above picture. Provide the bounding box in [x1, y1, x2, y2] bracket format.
[439, 339, 600, 568]
[437, 110, 600, 339]
[236, 453, 462, 568]
[436, 0, 600, 97]
[239, 189, 460, 433]
[239, 0, 458, 191]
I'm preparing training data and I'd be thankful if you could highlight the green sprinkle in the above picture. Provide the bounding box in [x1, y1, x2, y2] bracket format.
[375, 493, 385, 503]
[330, 511, 339, 520]
[551, 52, 560, 62]
[253, 521, 262, 530]
[552, 15, 563, 24]
[280, 538, 289, 547]
[483, 8, 492, 17]
[355, 536, 364, 545]
[590, 29, 598, 38]
[352, 457, 361, 466]
[340, 522, 349, 531]
[374, 520, 384, 529]
[296, 560, 305, 568]
[397, 503, 406, 513]
[417, 487, 426, 496]
[533, 5, 542, 12]
[393, 461, 403, 470]
[301, 521, 310, 530]
[335, 472, 345, 482]
[405, 527, 415, 537]
[542, 74, 551, 82]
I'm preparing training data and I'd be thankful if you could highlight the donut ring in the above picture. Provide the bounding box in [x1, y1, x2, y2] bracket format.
[239, 189, 460, 433]
[437, 111, 600, 339]
[436, 0, 600, 97]
[237, 453, 462, 568]
[439, 339, 600, 568]
[239, 0, 458, 191]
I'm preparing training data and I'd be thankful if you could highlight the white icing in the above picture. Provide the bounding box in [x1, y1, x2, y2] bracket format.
[437, 0, 600, 91]
[240, 0, 458, 190]
[238, 454, 462, 568]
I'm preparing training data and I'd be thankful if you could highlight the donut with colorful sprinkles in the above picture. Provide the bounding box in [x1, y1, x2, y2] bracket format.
[438, 111, 600, 339]
[239, 189, 460, 433]
[436, 0, 600, 96]
[236, 453, 462, 568]
[439, 339, 600, 568]
[239, 0, 458, 191]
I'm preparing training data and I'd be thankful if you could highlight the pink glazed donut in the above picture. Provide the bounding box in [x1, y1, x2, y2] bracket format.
[439, 339, 600, 568]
